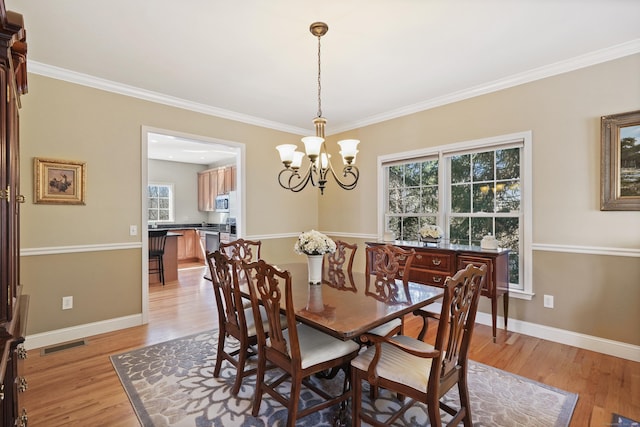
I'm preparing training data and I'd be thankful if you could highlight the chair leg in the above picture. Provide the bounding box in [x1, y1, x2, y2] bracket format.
[351, 368, 362, 427]
[251, 350, 266, 417]
[159, 257, 165, 286]
[458, 375, 473, 427]
[213, 330, 226, 378]
[231, 343, 248, 395]
[287, 377, 302, 427]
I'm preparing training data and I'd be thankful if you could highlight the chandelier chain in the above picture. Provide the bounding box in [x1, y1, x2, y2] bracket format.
[316, 34, 322, 119]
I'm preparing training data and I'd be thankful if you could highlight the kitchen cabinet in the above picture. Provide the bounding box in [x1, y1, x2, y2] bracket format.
[366, 242, 509, 342]
[197, 165, 235, 211]
[175, 229, 199, 261]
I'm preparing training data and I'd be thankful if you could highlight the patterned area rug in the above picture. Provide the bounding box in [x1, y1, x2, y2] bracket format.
[110, 330, 578, 427]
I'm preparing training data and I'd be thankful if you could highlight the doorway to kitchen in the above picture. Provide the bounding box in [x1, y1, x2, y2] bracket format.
[141, 126, 245, 323]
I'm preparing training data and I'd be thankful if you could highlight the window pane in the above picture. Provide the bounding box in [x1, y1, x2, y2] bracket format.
[472, 152, 494, 181]
[421, 186, 438, 212]
[450, 155, 470, 183]
[496, 217, 520, 285]
[148, 210, 158, 220]
[449, 217, 470, 245]
[421, 160, 439, 185]
[148, 186, 158, 197]
[405, 188, 420, 213]
[470, 217, 492, 245]
[451, 184, 471, 213]
[159, 199, 169, 209]
[405, 163, 421, 187]
[473, 183, 495, 213]
[402, 216, 420, 241]
[496, 180, 520, 212]
[389, 166, 403, 189]
[158, 186, 170, 197]
[496, 148, 520, 180]
[158, 210, 170, 221]
[388, 188, 402, 214]
[387, 216, 401, 239]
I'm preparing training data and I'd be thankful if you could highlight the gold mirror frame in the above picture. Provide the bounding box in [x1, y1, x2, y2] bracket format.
[600, 110, 640, 211]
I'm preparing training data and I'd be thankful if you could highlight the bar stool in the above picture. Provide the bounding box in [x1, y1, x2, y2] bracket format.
[149, 230, 168, 286]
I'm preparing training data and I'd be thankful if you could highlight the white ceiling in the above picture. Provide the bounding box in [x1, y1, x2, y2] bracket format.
[7, 1, 640, 163]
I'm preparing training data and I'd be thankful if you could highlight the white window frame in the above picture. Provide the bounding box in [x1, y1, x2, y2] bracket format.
[148, 182, 175, 224]
[377, 131, 533, 300]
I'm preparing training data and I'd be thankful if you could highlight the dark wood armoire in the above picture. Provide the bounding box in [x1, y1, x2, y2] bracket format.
[0, 2, 28, 426]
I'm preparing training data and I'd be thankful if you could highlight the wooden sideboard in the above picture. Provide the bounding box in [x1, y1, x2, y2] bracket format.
[366, 241, 510, 342]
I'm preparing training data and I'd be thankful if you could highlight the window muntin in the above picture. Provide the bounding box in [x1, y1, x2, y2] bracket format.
[382, 138, 528, 293]
[386, 159, 439, 241]
[148, 183, 174, 223]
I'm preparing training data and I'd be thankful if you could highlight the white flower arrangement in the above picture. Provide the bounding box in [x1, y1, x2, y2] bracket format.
[294, 230, 336, 255]
[419, 224, 444, 239]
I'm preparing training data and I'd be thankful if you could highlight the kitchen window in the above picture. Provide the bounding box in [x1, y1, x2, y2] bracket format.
[380, 131, 532, 296]
[148, 183, 175, 223]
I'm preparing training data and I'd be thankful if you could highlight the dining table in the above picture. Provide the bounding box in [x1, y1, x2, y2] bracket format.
[239, 262, 445, 341]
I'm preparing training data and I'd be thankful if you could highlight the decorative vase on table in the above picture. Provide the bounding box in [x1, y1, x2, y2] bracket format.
[294, 230, 336, 285]
[306, 254, 323, 285]
[419, 236, 441, 245]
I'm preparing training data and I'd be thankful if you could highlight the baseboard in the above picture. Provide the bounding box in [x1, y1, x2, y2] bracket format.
[23, 311, 639, 362]
[474, 310, 640, 362]
[24, 314, 144, 351]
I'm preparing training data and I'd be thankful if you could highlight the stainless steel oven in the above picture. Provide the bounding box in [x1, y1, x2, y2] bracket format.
[198, 230, 220, 254]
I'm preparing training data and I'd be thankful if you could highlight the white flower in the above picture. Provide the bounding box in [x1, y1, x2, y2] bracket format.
[294, 230, 336, 255]
[419, 224, 444, 239]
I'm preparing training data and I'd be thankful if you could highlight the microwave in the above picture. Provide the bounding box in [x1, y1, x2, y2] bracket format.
[215, 194, 229, 212]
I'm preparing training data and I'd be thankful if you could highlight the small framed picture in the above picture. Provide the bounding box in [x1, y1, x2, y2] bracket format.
[600, 110, 640, 211]
[34, 158, 86, 205]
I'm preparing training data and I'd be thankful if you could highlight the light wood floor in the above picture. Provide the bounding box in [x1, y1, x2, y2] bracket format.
[23, 265, 639, 426]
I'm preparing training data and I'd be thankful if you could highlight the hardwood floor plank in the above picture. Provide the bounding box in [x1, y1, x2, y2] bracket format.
[23, 266, 640, 426]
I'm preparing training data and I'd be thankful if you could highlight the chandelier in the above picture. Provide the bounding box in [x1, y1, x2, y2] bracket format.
[276, 22, 360, 195]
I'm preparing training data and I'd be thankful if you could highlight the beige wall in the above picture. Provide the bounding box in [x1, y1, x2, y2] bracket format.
[19, 54, 640, 346]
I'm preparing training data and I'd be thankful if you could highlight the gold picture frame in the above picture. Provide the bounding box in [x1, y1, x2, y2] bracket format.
[34, 158, 86, 205]
[600, 110, 640, 211]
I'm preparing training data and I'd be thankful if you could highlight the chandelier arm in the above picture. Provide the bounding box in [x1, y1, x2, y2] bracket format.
[326, 159, 360, 190]
[278, 164, 319, 193]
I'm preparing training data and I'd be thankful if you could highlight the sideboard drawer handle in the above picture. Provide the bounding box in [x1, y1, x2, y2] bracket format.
[432, 258, 441, 266]
[432, 276, 442, 283]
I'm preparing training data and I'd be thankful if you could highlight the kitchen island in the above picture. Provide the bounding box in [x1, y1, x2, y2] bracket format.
[149, 231, 180, 284]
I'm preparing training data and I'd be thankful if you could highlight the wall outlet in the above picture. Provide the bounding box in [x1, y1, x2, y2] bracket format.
[543, 294, 554, 309]
[62, 296, 73, 310]
[129, 225, 138, 236]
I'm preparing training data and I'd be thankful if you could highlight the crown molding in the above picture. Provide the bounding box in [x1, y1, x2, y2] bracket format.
[331, 39, 640, 134]
[28, 61, 309, 136]
[28, 39, 640, 136]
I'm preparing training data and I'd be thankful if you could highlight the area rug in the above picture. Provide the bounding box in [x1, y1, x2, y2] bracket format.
[111, 330, 578, 427]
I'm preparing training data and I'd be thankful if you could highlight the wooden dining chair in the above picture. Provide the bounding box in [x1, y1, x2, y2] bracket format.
[364, 244, 416, 337]
[219, 238, 262, 263]
[206, 250, 270, 395]
[148, 230, 168, 286]
[350, 263, 487, 427]
[242, 259, 361, 427]
[324, 240, 358, 292]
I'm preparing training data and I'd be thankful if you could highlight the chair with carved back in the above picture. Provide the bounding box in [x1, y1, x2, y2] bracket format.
[219, 238, 262, 263]
[364, 244, 416, 338]
[206, 250, 272, 395]
[324, 240, 358, 292]
[350, 263, 487, 427]
[242, 259, 361, 427]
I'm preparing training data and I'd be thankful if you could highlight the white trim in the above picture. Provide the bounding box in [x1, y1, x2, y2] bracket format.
[533, 243, 640, 258]
[28, 61, 309, 136]
[29, 40, 640, 136]
[23, 314, 143, 351]
[476, 311, 640, 363]
[20, 242, 141, 256]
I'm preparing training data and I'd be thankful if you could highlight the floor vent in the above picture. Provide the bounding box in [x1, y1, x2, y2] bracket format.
[40, 339, 87, 356]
